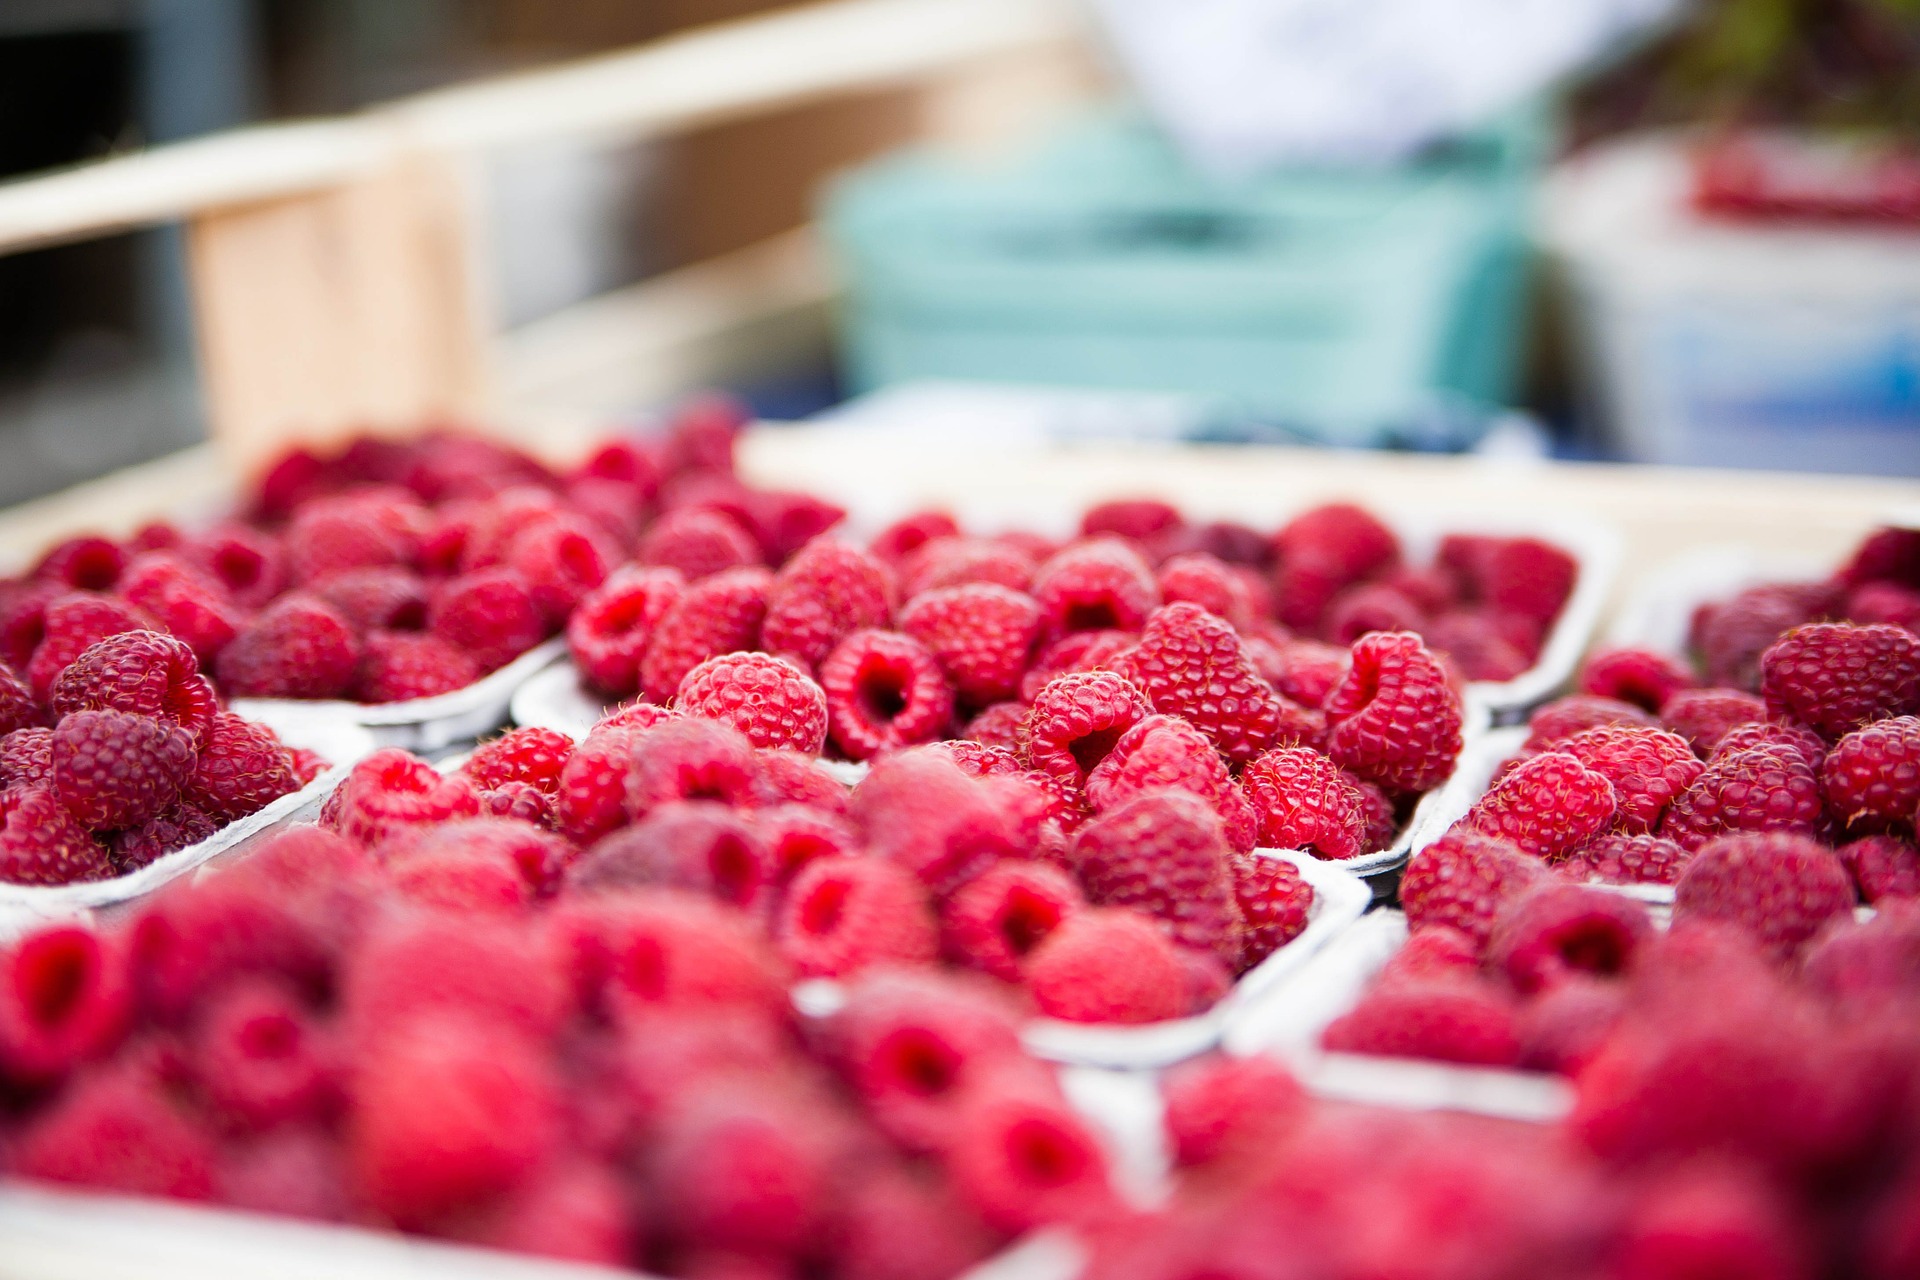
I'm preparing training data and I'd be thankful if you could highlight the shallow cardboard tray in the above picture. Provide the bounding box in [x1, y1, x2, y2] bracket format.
[0, 718, 376, 941]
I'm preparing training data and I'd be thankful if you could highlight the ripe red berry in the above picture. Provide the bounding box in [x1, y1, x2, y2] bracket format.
[554, 725, 642, 844]
[333, 748, 479, 846]
[901, 536, 1036, 598]
[1560, 724, 1703, 834]
[356, 631, 482, 702]
[940, 861, 1083, 982]
[674, 651, 828, 754]
[945, 1070, 1116, 1232]
[571, 801, 770, 912]
[50, 629, 219, 744]
[1761, 622, 1920, 740]
[1083, 713, 1237, 819]
[625, 717, 760, 817]
[27, 593, 155, 701]
[1523, 694, 1657, 752]
[1485, 881, 1655, 994]
[428, 567, 548, 673]
[1561, 832, 1692, 886]
[504, 512, 614, 622]
[1322, 979, 1521, 1067]
[776, 855, 939, 978]
[1026, 908, 1190, 1024]
[183, 711, 299, 821]
[1659, 687, 1768, 754]
[50, 709, 195, 830]
[1157, 552, 1256, 628]
[465, 726, 574, 794]
[1127, 603, 1312, 765]
[1661, 742, 1824, 851]
[760, 537, 893, 668]
[1018, 668, 1150, 788]
[12, 1065, 217, 1200]
[1464, 751, 1617, 861]
[1835, 834, 1920, 903]
[1822, 716, 1920, 832]
[1231, 850, 1315, 971]
[1241, 746, 1365, 860]
[1399, 828, 1543, 948]
[0, 923, 130, 1083]
[217, 595, 362, 700]
[634, 506, 762, 580]
[1579, 647, 1695, 712]
[1324, 631, 1463, 794]
[898, 582, 1044, 707]
[819, 629, 954, 760]
[638, 565, 770, 704]
[567, 564, 685, 698]
[1070, 789, 1242, 964]
[118, 553, 244, 661]
[310, 564, 428, 632]
[1030, 537, 1160, 638]
[1674, 831, 1856, 961]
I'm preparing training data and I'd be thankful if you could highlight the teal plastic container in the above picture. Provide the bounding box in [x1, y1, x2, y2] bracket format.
[824, 110, 1544, 447]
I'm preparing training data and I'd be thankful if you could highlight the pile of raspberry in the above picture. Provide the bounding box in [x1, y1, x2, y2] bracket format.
[0, 629, 320, 886]
[0, 839, 1125, 1277]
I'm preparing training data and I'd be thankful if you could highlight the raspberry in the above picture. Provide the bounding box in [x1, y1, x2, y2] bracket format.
[760, 537, 893, 669]
[504, 512, 614, 621]
[901, 536, 1036, 598]
[342, 910, 570, 1047]
[1272, 504, 1400, 628]
[50, 629, 219, 743]
[1425, 610, 1534, 682]
[1322, 979, 1521, 1066]
[477, 780, 553, 828]
[356, 631, 481, 702]
[1559, 725, 1703, 834]
[1478, 538, 1578, 625]
[1081, 497, 1183, 544]
[429, 567, 548, 672]
[349, 1013, 561, 1230]
[945, 1071, 1116, 1232]
[191, 977, 334, 1131]
[1612, 1163, 1813, 1280]
[1026, 907, 1191, 1023]
[1399, 829, 1543, 948]
[466, 727, 574, 794]
[1579, 647, 1695, 712]
[938, 739, 1025, 777]
[286, 495, 414, 583]
[333, 748, 480, 845]
[1661, 742, 1823, 851]
[571, 801, 769, 911]
[869, 509, 959, 563]
[1515, 974, 1624, 1074]
[1562, 832, 1692, 886]
[1674, 832, 1856, 960]
[112, 802, 221, 871]
[650, 1084, 838, 1257]
[568, 564, 685, 698]
[1157, 552, 1255, 628]
[1464, 751, 1617, 860]
[182, 711, 298, 821]
[940, 861, 1082, 981]
[1659, 687, 1768, 754]
[626, 717, 760, 817]
[556, 890, 785, 1020]
[1523, 694, 1656, 752]
[1069, 789, 1242, 963]
[185, 523, 284, 608]
[1696, 584, 1812, 690]
[1381, 925, 1481, 982]
[0, 580, 61, 670]
[118, 553, 243, 660]
[1161, 1054, 1307, 1169]
[1847, 579, 1920, 629]
[1030, 537, 1159, 638]
[852, 750, 1036, 897]
[1823, 715, 1920, 832]
[12, 1065, 217, 1200]
[961, 700, 1028, 751]
[637, 507, 763, 580]
[34, 535, 125, 590]
[898, 583, 1043, 707]
[455, 1159, 634, 1265]
[388, 842, 535, 915]
[396, 814, 571, 897]
[1800, 909, 1920, 1010]
[1241, 746, 1365, 860]
[1349, 775, 1397, 854]
[1019, 629, 1136, 703]
[48, 709, 194, 829]
[1324, 631, 1463, 793]
[1841, 524, 1920, 588]
[1128, 604, 1308, 764]
[1836, 834, 1920, 902]
[0, 924, 130, 1083]
[638, 565, 771, 703]
[1761, 622, 1920, 740]
[27, 592, 154, 700]
[1019, 668, 1149, 787]
[555, 726, 642, 843]
[0, 662, 38, 737]
[749, 802, 856, 883]
[828, 1163, 995, 1280]
[776, 854, 938, 977]
[1083, 713, 1236, 817]
[1231, 850, 1315, 971]
[749, 750, 850, 814]
[818, 629, 952, 759]
[1710, 718, 1828, 769]
[1484, 882, 1653, 993]
[673, 651, 828, 754]
[1323, 581, 1427, 647]
[577, 433, 664, 492]
[1262, 638, 1350, 707]
[217, 595, 362, 699]
[310, 564, 428, 632]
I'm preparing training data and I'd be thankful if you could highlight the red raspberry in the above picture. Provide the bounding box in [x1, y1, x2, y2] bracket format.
[1836, 834, 1920, 902]
[343, 904, 570, 1051]
[1562, 831, 1692, 886]
[946, 1068, 1117, 1233]
[554, 726, 641, 843]
[650, 1085, 838, 1257]
[450, 1159, 633, 1265]
[1156, 553, 1255, 628]
[1272, 504, 1400, 630]
[940, 861, 1083, 981]
[1709, 718, 1828, 769]
[1611, 1163, 1813, 1280]
[637, 507, 763, 580]
[185, 523, 284, 609]
[1800, 909, 1920, 1009]
[1241, 746, 1365, 860]
[1484, 881, 1654, 993]
[1674, 831, 1856, 960]
[1018, 669, 1149, 787]
[191, 977, 334, 1131]
[638, 565, 770, 703]
[1761, 622, 1920, 740]
[466, 726, 574, 794]
[1660, 687, 1768, 754]
[674, 651, 828, 754]
[1695, 584, 1812, 690]
[568, 564, 685, 698]
[775, 854, 938, 978]
[477, 780, 553, 829]
[50, 709, 194, 830]
[286, 494, 417, 583]
[1261, 638, 1350, 707]
[1400, 829, 1544, 948]
[1018, 629, 1137, 703]
[1322, 581, 1427, 646]
[34, 535, 125, 590]
[1069, 790, 1242, 963]
[118, 553, 243, 660]
[901, 536, 1036, 597]
[828, 1163, 995, 1280]
[571, 802, 769, 911]
[898, 583, 1043, 707]
[1847, 579, 1920, 629]
[576, 433, 664, 493]
[938, 739, 1026, 777]
[310, 565, 428, 632]
[216, 595, 362, 700]
[748, 751, 850, 814]
[759, 537, 893, 669]
[456, 487, 568, 571]
[749, 801, 855, 884]
[851, 750, 1036, 897]
[1823, 715, 1920, 831]
[504, 512, 614, 622]
[1027, 907, 1190, 1024]
[1578, 647, 1695, 712]
[1324, 631, 1464, 793]
[556, 889, 785, 1021]
[183, 711, 298, 821]
[1160, 1054, 1307, 1170]
[429, 567, 548, 672]
[387, 813, 569, 907]
[356, 631, 482, 702]
[0, 662, 38, 738]
[1231, 850, 1315, 971]
[129, 875, 335, 1023]
[1523, 694, 1656, 752]
[1514, 973, 1625, 1074]
[868, 509, 959, 562]
[112, 801, 220, 871]
[50, 629, 218, 743]
[1840, 524, 1920, 588]
[349, 1013, 561, 1231]
[626, 717, 760, 817]
[1322, 978, 1521, 1066]
[962, 700, 1028, 751]
[1080, 497, 1182, 544]
[1349, 775, 1397, 854]
[818, 630, 952, 759]
[26, 592, 154, 700]
[1381, 925, 1481, 982]
[1477, 538, 1578, 625]
[1030, 537, 1160, 638]
[0, 923, 130, 1083]
[1661, 742, 1823, 851]
[12, 1064, 217, 1200]
[1559, 725, 1703, 833]
[1128, 603, 1312, 764]
[333, 747, 479, 845]
[1083, 713, 1236, 818]
[1464, 751, 1617, 860]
